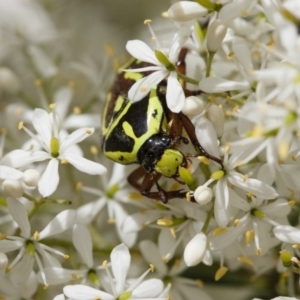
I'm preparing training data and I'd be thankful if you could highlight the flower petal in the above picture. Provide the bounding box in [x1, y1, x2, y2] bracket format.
[111, 243, 130, 295]
[59, 127, 95, 153]
[195, 117, 220, 159]
[131, 278, 164, 298]
[139, 240, 167, 275]
[126, 40, 160, 65]
[199, 77, 249, 93]
[63, 285, 114, 300]
[38, 158, 59, 197]
[62, 153, 107, 175]
[166, 72, 185, 112]
[2, 149, 49, 168]
[128, 70, 168, 103]
[228, 171, 278, 199]
[32, 108, 52, 148]
[0, 240, 23, 253]
[7, 197, 31, 239]
[273, 226, 300, 244]
[73, 224, 93, 268]
[38, 209, 76, 240]
[0, 166, 23, 180]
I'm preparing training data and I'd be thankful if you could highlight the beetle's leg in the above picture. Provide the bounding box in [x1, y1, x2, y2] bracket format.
[180, 113, 224, 168]
[127, 167, 186, 203]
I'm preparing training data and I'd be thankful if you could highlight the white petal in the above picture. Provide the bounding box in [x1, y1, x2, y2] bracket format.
[139, 240, 168, 275]
[218, 0, 252, 23]
[123, 66, 163, 73]
[128, 70, 168, 103]
[184, 233, 207, 267]
[214, 180, 230, 227]
[110, 201, 137, 248]
[10, 254, 34, 289]
[59, 127, 95, 153]
[7, 197, 31, 238]
[32, 108, 52, 148]
[42, 267, 83, 285]
[228, 171, 278, 199]
[166, 72, 185, 113]
[111, 243, 130, 295]
[2, 149, 49, 168]
[38, 209, 76, 240]
[168, 1, 208, 22]
[195, 117, 220, 159]
[273, 226, 300, 244]
[158, 229, 176, 261]
[0, 240, 23, 253]
[0, 166, 23, 180]
[131, 278, 164, 298]
[64, 114, 100, 129]
[63, 285, 114, 300]
[62, 153, 107, 175]
[76, 198, 107, 224]
[53, 295, 65, 300]
[232, 39, 253, 74]
[199, 77, 249, 93]
[126, 40, 160, 65]
[38, 158, 59, 197]
[73, 224, 93, 268]
[54, 86, 73, 120]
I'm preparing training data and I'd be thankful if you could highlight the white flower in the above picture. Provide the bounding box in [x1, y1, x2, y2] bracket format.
[0, 198, 76, 287]
[76, 164, 137, 247]
[55, 243, 165, 300]
[40, 224, 106, 286]
[139, 240, 213, 300]
[184, 232, 207, 266]
[125, 25, 193, 113]
[2, 108, 106, 197]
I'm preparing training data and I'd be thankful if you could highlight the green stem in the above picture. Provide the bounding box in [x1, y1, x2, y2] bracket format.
[206, 51, 215, 77]
[177, 71, 199, 85]
[202, 202, 214, 234]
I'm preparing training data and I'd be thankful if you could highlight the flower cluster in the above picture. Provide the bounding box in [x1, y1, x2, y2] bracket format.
[1, 0, 300, 299]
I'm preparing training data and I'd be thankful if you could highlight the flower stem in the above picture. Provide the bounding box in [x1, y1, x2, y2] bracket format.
[202, 202, 214, 234]
[206, 51, 215, 77]
[177, 71, 199, 85]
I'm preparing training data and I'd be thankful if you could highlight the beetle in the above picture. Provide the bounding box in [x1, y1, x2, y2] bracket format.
[101, 49, 222, 203]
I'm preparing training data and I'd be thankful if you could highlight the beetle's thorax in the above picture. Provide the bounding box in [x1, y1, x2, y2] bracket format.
[137, 133, 185, 177]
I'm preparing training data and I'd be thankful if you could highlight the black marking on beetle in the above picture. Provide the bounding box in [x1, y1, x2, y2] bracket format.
[119, 155, 124, 161]
[152, 109, 158, 118]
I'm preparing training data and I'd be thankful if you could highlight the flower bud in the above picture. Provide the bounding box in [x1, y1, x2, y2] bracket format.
[194, 186, 213, 205]
[168, 1, 208, 23]
[22, 169, 40, 188]
[0, 252, 8, 269]
[2, 179, 23, 198]
[207, 104, 224, 137]
[207, 19, 227, 53]
[0, 68, 20, 94]
[184, 232, 207, 266]
[182, 96, 205, 116]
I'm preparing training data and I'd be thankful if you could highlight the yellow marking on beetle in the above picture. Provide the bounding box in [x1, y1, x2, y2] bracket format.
[122, 121, 135, 139]
[114, 95, 125, 113]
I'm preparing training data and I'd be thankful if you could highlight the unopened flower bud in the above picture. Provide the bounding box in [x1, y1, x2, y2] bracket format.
[168, 1, 208, 23]
[0, 68, 20, 94]
[184, 232, 207, 266]
[0, 252, 8, 269]
[207, 104, 224, 137]
[2, 179, 23, 198]
[194, 186, 213, 205]
[22, 169, 40, 188]
[207, 19, 227, 53]
[182, 96, 205, 116]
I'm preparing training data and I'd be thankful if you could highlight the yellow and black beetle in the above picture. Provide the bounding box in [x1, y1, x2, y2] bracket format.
[102, 49, 222, 203]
